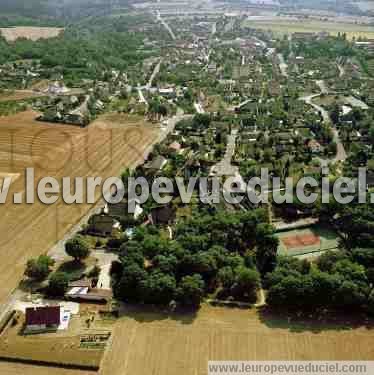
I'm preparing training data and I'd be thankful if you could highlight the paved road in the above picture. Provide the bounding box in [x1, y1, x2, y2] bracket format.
[300, 81, 347, 165]
[146, 58, 162, 89]
[138, 87, 147, 105]
[210, 129, 238, 177]
[337, 62, 345, 78]
[277, 53, 288, 77]
[94, 250, 119, 290]
[316, 80, 328, 95]
[194, 102, 205, 114]
[332, 127, 347, 163]
[231, 98, 252, 112]
[211, 22, 217, 36]
[300, 93, 330, 123]
[156, 11, 176, 40]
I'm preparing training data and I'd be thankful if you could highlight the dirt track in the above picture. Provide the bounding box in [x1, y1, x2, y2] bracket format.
[0, 110, 159, 307]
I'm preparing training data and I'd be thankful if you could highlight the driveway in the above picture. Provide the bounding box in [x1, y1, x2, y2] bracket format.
[93, 250, 119, 290]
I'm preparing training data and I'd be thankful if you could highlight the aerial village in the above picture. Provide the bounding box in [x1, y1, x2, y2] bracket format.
[1, 5, 374, 371]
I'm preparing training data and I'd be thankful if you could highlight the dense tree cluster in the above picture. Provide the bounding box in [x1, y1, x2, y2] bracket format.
[24, 255, 55, 281]
[0, 15, 151, 86]
[111, 209, 277, 308]
[266, 250, 374, 313]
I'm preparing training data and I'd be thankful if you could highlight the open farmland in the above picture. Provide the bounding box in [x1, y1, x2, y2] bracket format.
[100, 305, 374, 375]
[0, 110, 159, 307]
[242, 18, 374, 40]
[0, 362, 93, 375]
[0, 27, 64, 42]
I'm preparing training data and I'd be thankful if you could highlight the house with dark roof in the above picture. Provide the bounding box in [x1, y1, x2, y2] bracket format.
[25, 306, 60, 332]
[149, 205, 176, 225]
[107, 198, 143, 220]
[87, 214, 121, 237]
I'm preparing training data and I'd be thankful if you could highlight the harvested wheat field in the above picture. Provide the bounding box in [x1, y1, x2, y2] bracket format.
[0, 362, 93, 375]
[0, 27, 64, 42]
[0, 110, 159, 306]
[99, 305, 374, 375]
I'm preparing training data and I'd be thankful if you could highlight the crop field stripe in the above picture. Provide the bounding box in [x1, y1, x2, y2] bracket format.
[0, 111, 160, 306]
[99, 305, 374, 375]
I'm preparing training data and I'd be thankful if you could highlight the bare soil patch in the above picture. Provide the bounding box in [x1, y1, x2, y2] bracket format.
[0, 27, 64, 42]
[282, 233, 320, 249]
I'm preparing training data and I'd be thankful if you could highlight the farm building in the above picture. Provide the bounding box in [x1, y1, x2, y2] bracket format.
[150, 205, 176, 225]
[66, 278, 113, 304]
[66, 287, 112, 304]
[88, 214, 121, 236]
[25, 306, 60, 332]
[307, 139, 322, 154]
[107, 198, 144, 220]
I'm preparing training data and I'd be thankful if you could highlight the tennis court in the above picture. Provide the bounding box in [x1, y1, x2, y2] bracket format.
[277, 226, 338, 256]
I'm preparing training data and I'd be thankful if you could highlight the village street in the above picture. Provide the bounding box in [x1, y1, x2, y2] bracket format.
[300, 80, 347, 165]
[210, 129, 239, 177]
[156, 11, 176, 40]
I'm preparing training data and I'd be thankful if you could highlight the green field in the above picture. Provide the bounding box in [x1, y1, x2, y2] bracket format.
[242, 19, 374, 40]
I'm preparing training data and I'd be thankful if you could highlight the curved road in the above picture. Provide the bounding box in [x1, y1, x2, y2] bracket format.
[300, 82, 347, 165]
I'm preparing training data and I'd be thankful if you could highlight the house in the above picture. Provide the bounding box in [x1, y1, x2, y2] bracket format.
[307, 139, 322, 154]
[293, 32, 316, 41]
[88, 214, 121, 236]
[184, 158, 201, 179]
[143, 155, 168, 174]
[168, 141, 182, 152]
[68, 279, 92, 289]
[107, 198, 143, 220]
[367, 172, 374, 190]
[46, 81, 69, 95]
[158, 88, 175, 99]
[25, 306, 60, 331]
[150, 205, 176, 225]
[66, 287, 112, 304]
[208, 63, 217, 73]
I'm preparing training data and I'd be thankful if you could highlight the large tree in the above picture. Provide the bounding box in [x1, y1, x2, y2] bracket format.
[47, 272, 69, 296]
[65, 235, 90, 262]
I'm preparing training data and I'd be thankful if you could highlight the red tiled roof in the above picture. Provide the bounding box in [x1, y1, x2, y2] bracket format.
[25, 306, 60, 326]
